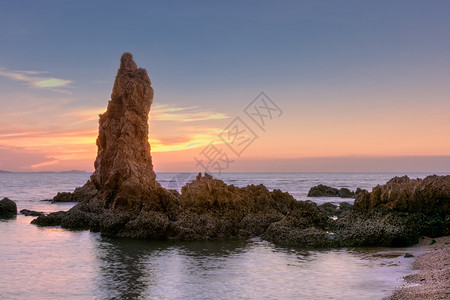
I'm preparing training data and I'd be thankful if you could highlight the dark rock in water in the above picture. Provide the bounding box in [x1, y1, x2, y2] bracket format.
[308, 185, 340, 197]
[308, 185, 361, 198]
[404, 253, 414, 258]
[31, 211, 67, 226]
[20, 209, 44, 217]
[52, 180, 97, 203]
[0, 197, 17, 218]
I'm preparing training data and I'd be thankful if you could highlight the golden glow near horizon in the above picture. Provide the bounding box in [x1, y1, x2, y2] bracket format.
[1, 88, 449, 172]
[1, 86, 450, 172]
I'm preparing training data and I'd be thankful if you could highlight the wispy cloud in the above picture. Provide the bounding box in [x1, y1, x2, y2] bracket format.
[0, 67, 72, 92]
[65, 103, 229, 124]
[152, 104, 228, 122]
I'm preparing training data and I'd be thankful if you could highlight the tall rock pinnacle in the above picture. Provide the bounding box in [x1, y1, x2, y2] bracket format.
[91, 52, 159, 209]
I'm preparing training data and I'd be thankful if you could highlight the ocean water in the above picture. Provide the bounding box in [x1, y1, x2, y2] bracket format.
[0, 172, 443, 299]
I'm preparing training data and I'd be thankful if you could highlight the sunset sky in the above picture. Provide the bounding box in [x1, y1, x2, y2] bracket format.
[0, 0, 449, 172]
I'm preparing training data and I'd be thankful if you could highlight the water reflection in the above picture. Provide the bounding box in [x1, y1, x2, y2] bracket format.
[95, 238, 249, 299]
[94, 237, 424, 300]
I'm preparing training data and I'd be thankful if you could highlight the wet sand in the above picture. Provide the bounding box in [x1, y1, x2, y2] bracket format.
[390, 236, 450, 300]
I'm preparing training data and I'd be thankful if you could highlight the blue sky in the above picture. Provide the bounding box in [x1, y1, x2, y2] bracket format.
[0, 0, 449, 172]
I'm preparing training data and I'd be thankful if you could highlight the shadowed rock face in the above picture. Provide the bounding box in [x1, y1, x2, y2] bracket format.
[91, 52, 159, 210]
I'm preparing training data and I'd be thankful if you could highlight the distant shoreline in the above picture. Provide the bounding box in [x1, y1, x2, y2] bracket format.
[0, 170, 88, 174]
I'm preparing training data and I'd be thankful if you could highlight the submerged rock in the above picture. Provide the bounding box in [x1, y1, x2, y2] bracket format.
[20, 209, 44, 217]
[0, 197, 17, 218]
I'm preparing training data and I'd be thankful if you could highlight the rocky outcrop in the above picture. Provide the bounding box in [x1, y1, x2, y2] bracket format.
[307, 185, 363, 198]
[0, 197, 17, 218]
[332, 175, 450, 247]
[52, 180, 97, 203]
[353, 175, 449, 216]
[172, 173, 328, 241]
[33, 173, 331, 245]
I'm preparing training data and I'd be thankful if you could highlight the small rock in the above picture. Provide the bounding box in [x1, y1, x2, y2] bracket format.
[0, 197, 17, 218]
[430, 239, 436, 245]
[404, 253, 414, 258]
[308, 185, 358, 198]
[420, 278, 425, 281]
[308, 185, 340, 197]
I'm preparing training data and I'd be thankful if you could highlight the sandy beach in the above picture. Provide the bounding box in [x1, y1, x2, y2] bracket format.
[390, 236, 450, 299]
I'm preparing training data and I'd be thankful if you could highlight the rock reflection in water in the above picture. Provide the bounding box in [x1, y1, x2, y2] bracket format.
[93, 237, 420, 299]
[95, 238, 248, 299]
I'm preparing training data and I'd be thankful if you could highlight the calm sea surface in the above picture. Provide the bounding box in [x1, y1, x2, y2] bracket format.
[1, 172, 445, 299]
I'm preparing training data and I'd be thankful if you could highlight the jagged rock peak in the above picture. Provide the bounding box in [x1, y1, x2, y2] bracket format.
[120, 52, 138, 70]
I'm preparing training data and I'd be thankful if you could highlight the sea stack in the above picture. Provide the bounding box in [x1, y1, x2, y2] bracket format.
[91, 52, 159, 210]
